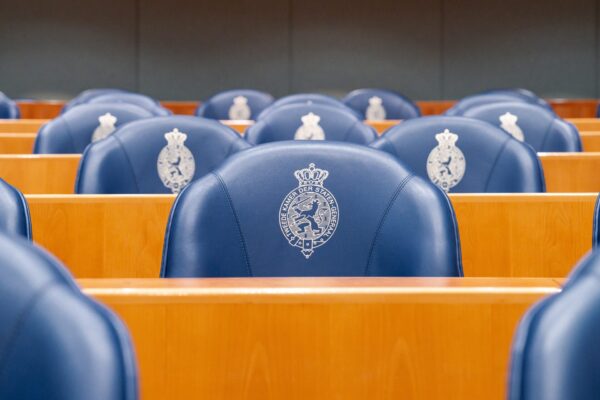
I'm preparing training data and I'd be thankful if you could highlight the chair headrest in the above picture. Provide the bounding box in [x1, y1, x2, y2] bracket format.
[34, 103, 154, 154]
[76, 116, 251, 194]
[446, 93, 554, 116]
[256, 93, 359, 120]
[88, 93, 171, 116]
[0, 233, 137, 400]
[0, 178, 31, 239]
[463, 101, 581, 152]
[371, 116, 545, 193]
[161, 141, 462, 278]
[245, 103, 377, 145]
[196, 89, 274, 120]
[62, 88, 128, 113]
[342, 88, 421, 120]
[0, 91, 20, 119]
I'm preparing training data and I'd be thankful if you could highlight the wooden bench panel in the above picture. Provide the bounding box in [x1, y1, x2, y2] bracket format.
[0, 133, 35, 154]
[29, 194, 593, 279]
[540, 153, 600, 192]
[549, 100, 598, 118]
[160, 101, 199, 115]
[17, 101, 64, 119]
[568, 118, 600, 131]
[0, 119, 47, 133]
[0, 155, 79, 193]
[83, 277, 560, 400]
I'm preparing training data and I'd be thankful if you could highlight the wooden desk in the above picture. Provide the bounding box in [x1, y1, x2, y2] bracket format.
[82, 277, 560, 400]
[160, 101, 199, 115]
[17, 101, 64, 119]
[0, 155, 79, 193]
[549, 99, 598, 118]
[29, 194, 593, 279]
[580, 131, 600, 151]
[0, 133, 35, 154]
[416, 100, 456, 115]
[539, 152, 600, 192]
[568, 118, 600, 131]
[0, 119, 47, 133]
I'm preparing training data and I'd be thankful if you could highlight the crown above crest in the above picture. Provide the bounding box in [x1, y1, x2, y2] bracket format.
[98, 112, 117, 126]
[294, 163, 329, 186]
[301, 112, 321, 126]
[435, 129, 459, 146]
[164, 128, 188, 145]
[369, 96, 383, 105]
[500, 112, 518, 125]
[233, 95, 248, 104]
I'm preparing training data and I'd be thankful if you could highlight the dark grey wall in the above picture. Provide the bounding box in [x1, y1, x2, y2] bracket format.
[0, 0, 598, 100]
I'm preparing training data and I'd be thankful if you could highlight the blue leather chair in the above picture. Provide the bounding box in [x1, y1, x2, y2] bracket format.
[0, 178, 31, 239]
[88, 93, 171, 116]
[508, 250, 600, 400]
[463, 101, 581, 152]
[371, 116, 545, 193]
[161, 142, 463, 278]
[256, 93, 359, 120]
[446, 92, 554, 116]
[34, 103, 153, 154]
[0, 91, 20, 119]
[0, 233, 137, 400]
[196, 89, 274, 120]
[76, 116, 250, 194]
[62, 88, 127, 113]
[245, 103, 377, 145]
[342, 89, 421, 120]
[481, 88, 550, 108]
[593, 194, 600, 248]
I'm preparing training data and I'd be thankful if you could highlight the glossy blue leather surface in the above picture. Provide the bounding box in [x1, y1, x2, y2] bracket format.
[88, 93, 171, 116]
[196, 89, 274, 120]
[480, 88, 551, 108]
[371, 116, 545, 193]
[0, 178, 31, 239]
[342, 88, 421, 120]
[463, 101, 581, 152]
[76, 116, 250, 194]
[508, 250, 600, 400]
[161, 142, 462, 278]
[0, 91, 20, 119]
[62, 88, 127, 113]
[446, 93, 554, 116]
[34, 103, 153, 154]
[256, 93, 359, 120]
[245, 103, 377, 145]
[0, 233, 137, 400]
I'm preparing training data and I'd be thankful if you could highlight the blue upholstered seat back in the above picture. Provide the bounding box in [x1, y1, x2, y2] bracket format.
[34, 103, 153, 154]
[446, 92, 554, 116]
[370, 116, 545, 193]
[76, 116, 250, 194]
[342, 88, 421, 120]
[196, 89, 274, 120]
[256, 93, 359, 120]
[62, 88, 127, 113]
[0, 233, 137, 400]
[245, 103, 377, 145]
[161, 142, 462, 278]
[0, 91, 20, 119]
[88, 93, 171, 116]
[0, 178, 31, 239]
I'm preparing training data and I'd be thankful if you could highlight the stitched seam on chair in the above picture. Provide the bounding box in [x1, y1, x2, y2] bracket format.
[340, 120, 359, 142]
[17, 191, 32, 240]
[538, 118, 555, 151]
[364, 175, 414, 275]
[594, 196, 600, 248]
[214, 173, 253, 276]
[0, 284, 52, 378]
[113, 135, 142, 193]
[483, 138, 511, 192]
[438, 187, 463, 276]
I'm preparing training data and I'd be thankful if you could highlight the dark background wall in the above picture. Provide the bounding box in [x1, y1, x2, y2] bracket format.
[0, 0, 598, 101]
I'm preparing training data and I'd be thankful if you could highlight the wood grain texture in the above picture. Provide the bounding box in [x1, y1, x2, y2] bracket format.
[540, 152, 600, 192]
[0, 133, 35, 154]
[0, 155, 79, 193]
[549, 99, 598, 118]
[0, 119, 47, 133]
[580, 131, 600, 151]
[28, 194, 594, 279]
[82, 277, 560, 400]
[17, 101, 64, 119]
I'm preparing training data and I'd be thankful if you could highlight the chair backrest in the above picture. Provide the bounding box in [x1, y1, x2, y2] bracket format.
[446, 93, 553, 116]
[342, 88, 421, 120]
[34, 103, 153, 154]
[62, 88, 127, 113]
[370, 116, 545, 193]
[480, 88, 550, 108]
[0, 178, 31, 239]
[76, 116, 250, 194]
[161, 142, 462, 278]
[463, 101, 581, 152]
[508, 250, 600, 400]
[0, 233, 137, 400]
[256, 93, 359, 120]
[593, 194, 600, 248]
[88, 93, 171, 116]
[196, 89, 274, 120]
[245, 103, 377, 145]
[0, 91, 20, 119]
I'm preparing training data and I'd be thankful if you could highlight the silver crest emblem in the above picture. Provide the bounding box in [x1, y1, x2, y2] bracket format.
[91, 113, 117, 142]
[499, 112, 524, 142]
[365, 96, 386, 120]
[157, 128, 196, 194]
[294, 112, 326, 141]
[279, 163, 339, 259]
[228, 96, 251, 120]
[426, 129, 466, 192]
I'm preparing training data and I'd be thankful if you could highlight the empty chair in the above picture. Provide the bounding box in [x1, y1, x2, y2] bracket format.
[481, 88, 551, 108]
[196, 89, 274, 120]
[245, 103, 377, 145]
[0, 233, 137, 400]
[256, 93, 358, 120]
[0, 91, 19, 119]
[161, 142, 462, 277]
[62, 88, 127, 113]
[508, 250, 600, 400]
[342, 88, 421, 120]
[463, 101, 581, 152]
[0, 178, 31, 239]
[76, 116, 250, 194]
[371, 116, 545, 193]
[34, 103, 153, 154]
[446, 92, 554, 116]
[88, 92, 171, 116]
